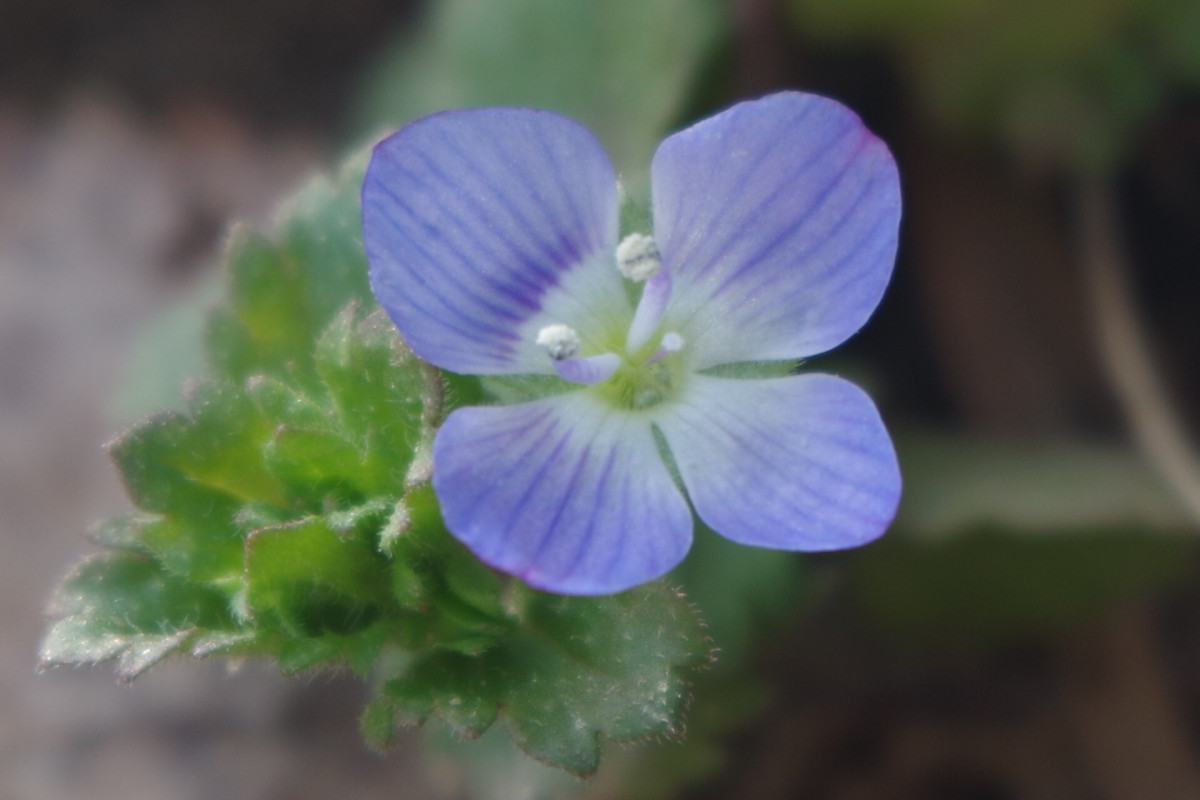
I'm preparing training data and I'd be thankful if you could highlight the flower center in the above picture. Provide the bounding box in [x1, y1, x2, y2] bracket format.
[534, 233, 686, 409]
[601, 339, 685, 409]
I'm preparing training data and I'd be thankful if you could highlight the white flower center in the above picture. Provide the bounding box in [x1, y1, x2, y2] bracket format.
[532, 234, 687, 406]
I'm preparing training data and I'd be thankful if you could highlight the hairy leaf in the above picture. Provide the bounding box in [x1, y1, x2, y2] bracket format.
[383, 581, 712, 776]
[40, 553, 233, 681]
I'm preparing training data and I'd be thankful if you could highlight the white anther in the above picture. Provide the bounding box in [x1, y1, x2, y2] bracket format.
[648, 331, 685, 365]
[616, 233, 662, 282]
[536, 324, 581, 360]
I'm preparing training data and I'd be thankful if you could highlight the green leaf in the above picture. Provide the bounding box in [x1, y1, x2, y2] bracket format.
[360, 695, 399, 749]
[204, 307, 263, 385]
[137, 509, 245, 586]
[386, 651, 501, 738]
[226, 227, 313, 373]
[894, 431, 1191, 538]
[314, 304, 430, 478]
[275, 151, 374, 325]
[382, 582, 713, 776]
[672, 525, 808, 667]
[264, 426, 371, 499]
[277, 622, 389, 676]
[207, 154, 372, 386]
[501, 584, 710, 774]
[243, 374, 334, 430]
[244, 516, 391, 638]
[355, 0, 725, 186]
[616, 669, 772, 800]
[40, 552, 233, 680]
[378, 485, 511, 652]
[849, 527, 1196, 644]
[850, 430, 1198, 645]
[110, 382, 287, 512]
[789, 0, 1200, 167]
[85, 511, 156, 554]
[107, 380, 296, 585]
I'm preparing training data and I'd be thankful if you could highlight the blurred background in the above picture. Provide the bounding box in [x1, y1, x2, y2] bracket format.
[4, 0, 1200, 797]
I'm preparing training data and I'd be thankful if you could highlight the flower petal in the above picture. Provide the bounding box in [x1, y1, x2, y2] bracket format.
[364, 108, 630, 375]
[651, 92, 901, 369]
[657, 373, 899, 550]
[432, 393, 693, 594]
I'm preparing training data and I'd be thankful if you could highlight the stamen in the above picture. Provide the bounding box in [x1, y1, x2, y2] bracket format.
[616, 233, 662, 282]
[536, 323, 580, 360]
[555, 353, 621, 386]
[625, 270, 672, 354]
[647, 331, 684, 364]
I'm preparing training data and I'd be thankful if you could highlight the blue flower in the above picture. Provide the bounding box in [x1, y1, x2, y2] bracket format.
[363, 92, 901, 595]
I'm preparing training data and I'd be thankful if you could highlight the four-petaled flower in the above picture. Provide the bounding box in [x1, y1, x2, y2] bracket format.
[363, 91, 902, 595]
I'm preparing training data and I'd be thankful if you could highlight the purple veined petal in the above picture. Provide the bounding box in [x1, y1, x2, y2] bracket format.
[432, 393, 693, 594]
[651, 92, 901, 370]
[363, 108, 630, 376]
[656, 373, 900, 551]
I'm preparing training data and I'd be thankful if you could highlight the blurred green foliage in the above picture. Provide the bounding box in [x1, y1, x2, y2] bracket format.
[895, 432, 1191, 537]
[848, 433, 1197, 644]
[790, 0, 1200, 167]
[354, 0, 725, 190]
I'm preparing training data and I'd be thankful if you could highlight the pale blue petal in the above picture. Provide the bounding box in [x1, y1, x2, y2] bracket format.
[363, 108, 630, 375]
[432, 393, 693, 594]
[657, 373, 899, 550]
[651, 92, 901, 369]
